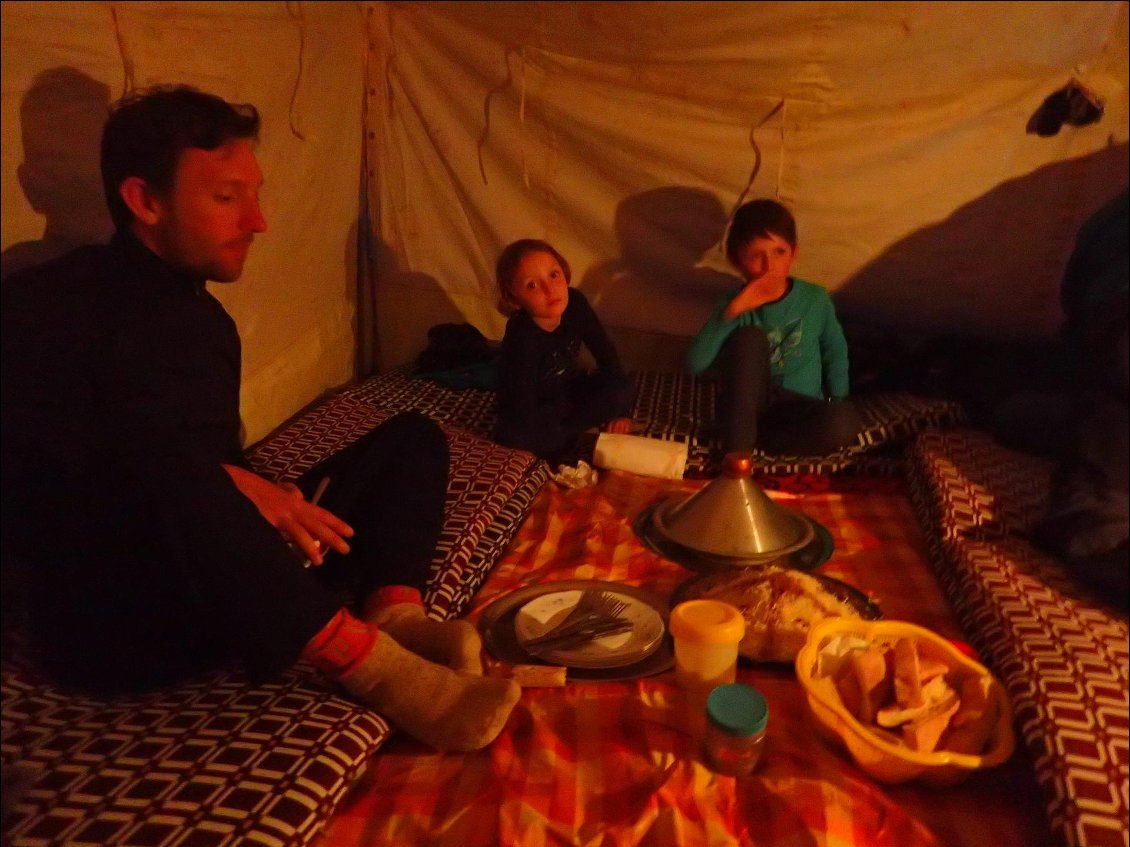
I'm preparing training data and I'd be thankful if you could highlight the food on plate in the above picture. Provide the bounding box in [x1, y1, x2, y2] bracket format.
[820, 633, 998, 755]
[684, 566, 867, 662]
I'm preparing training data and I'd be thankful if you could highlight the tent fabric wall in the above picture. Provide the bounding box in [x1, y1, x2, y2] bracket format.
[365, 1, 1129, 373]
[2, 1, 1128, 438]
[1, 1, 365, 445]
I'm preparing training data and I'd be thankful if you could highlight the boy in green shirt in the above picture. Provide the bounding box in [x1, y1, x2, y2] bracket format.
[686, 199, 860, 455]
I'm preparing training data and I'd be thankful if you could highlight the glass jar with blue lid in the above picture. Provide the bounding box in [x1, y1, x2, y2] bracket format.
[703, 683, 769, 775]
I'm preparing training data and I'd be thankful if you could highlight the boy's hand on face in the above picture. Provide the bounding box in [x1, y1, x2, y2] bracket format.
[724, 277, 786, 320]
[724, 284, 765, 320]
[222, 465, 354, 566]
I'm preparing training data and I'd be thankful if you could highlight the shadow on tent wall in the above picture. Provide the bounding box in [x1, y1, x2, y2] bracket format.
[1, 66, 115, 283]
[834, 142, 1130, 345]
[368, 236, 468, 374]
[582, 185, 741, 372]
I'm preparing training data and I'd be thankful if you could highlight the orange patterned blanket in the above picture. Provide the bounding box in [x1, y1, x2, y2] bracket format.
[318, 471, 1052, 847]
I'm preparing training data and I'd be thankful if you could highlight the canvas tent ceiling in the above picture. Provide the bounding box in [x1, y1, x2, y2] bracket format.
[2, 1, 1128, 444]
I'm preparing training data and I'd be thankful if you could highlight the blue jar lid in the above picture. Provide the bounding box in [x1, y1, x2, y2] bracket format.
[706, 683, 768, 737]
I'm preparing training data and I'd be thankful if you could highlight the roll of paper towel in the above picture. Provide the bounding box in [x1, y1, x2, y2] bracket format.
[593, 433, 688, 480]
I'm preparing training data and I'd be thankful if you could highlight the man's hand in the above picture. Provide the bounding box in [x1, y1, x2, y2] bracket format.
[222, 465, 354, 566]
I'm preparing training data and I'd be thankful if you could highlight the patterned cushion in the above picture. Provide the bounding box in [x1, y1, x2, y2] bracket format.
[289, 374, 549, 618]
[631, 371, 966, 476]
[2, 653, 388, 847]
[245, 392, 549, 621]
[338, 369, 498, 438]
[370, 367, 965, 478]
[3, 383, 548, 846]
[907, 428, 1129, 847]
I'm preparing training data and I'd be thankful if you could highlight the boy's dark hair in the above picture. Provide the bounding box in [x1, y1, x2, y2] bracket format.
[101, 84, 260, 231]
[495, 238, 572, 315]
[724, 199, 798, 266]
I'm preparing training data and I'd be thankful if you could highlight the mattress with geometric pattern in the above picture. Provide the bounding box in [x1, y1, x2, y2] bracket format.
[907, 428, 1129, 847]
[340, 367, 967, 478]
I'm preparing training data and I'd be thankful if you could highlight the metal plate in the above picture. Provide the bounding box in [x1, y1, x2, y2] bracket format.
[515, 589, 666, 668]
[477, 579, 675, 681]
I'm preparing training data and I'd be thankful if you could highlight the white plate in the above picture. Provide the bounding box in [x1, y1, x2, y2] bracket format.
[514, 589, 666, 668]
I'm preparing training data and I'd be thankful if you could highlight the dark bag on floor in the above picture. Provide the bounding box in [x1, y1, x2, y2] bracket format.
[415, 323, 499, 389]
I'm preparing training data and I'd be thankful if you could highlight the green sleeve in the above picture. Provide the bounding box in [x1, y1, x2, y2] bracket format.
[818, 294, 851, 398]
[685, 295, 742, 374]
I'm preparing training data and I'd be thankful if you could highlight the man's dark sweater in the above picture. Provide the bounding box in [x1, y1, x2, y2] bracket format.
[3, 231, 245, 496]
[1, 233, 339, 690]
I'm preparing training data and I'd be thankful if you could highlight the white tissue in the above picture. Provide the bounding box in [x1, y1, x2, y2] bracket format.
[593, 433, 688, 480]
[552, 459, 599, 489]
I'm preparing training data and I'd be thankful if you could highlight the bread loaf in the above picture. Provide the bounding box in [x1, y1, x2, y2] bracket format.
[687, 566, 865, 662]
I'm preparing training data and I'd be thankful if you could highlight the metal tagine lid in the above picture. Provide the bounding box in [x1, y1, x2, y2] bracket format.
[650, 453, 813, 561]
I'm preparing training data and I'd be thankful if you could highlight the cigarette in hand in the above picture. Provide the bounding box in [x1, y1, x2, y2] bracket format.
[301, 476, 331, 569]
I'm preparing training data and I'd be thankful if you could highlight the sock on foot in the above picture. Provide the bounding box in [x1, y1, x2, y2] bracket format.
[343, 629, 519, 751]
[364, 586, 484, 675]
[302, 609, 518, 752]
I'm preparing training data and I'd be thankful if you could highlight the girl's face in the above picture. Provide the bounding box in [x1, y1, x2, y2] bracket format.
[734, 232, 796, 285]
[506, 250, 570, 329]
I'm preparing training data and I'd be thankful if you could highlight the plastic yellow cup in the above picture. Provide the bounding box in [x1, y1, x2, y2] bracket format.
[669, 600, 746, 735]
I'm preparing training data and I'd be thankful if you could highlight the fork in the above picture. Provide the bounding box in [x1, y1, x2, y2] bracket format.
[578, 591, 628, 621]
[525, 591, 629, 648]
[541, 589, 608, 633]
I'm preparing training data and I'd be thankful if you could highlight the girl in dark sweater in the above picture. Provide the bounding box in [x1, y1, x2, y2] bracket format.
[493, 239, 634, 461]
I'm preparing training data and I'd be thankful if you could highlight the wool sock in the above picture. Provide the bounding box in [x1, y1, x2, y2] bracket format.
[302, 608, 519, 752]
[301, 608, 376, 677]
[363, 585, 484, 675]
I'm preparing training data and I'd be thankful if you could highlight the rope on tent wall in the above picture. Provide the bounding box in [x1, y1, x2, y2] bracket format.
[383, 4, 398, 120]
[286, 1, 307, 140]
[775, 99, 787, 201]
[519, 46, 530, 190]
[727, 98, 786, 229]
[478, 47, 518, 186]
[109, 3, 136, 96]
[476, 39, 535, 189]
